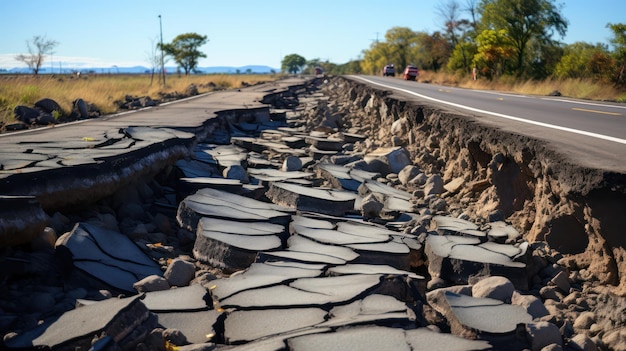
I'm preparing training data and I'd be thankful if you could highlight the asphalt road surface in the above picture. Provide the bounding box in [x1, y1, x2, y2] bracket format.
[349, 75, 626, 173]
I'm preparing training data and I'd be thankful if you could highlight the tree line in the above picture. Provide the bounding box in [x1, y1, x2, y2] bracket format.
[359, 0, 626, 85]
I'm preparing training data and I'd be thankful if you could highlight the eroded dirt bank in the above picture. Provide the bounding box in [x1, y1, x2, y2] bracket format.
[323, 76, 626, 295]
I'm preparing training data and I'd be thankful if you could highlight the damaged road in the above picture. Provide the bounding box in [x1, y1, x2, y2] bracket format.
[0, 76, 625, 351]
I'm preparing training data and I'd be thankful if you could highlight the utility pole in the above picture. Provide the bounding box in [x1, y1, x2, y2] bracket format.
[158, 14, 166, 86]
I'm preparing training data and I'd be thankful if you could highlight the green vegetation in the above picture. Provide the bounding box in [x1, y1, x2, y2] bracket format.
[281, 54, 306, 74]
[159, 33, 209, 75]
[358, 0, 626, 91]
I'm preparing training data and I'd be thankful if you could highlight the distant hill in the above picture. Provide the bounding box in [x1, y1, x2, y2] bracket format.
[2, 65, 280, 75]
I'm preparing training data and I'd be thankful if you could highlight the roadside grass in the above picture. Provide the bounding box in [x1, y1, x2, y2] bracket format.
[0, 74, 277, 125]
[417, 70, 625, 102]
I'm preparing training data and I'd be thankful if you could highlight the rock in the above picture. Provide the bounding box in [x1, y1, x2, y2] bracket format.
[569, 334, 598, 351]
[471, 276, 515, 303]
[164, 258, 196, 287]
[603, 327, 626, 351]
[133, 275, 170, 293]
[511, 291, 549, 319]
[550, 271, 571, 293]
[361, 193, 384, 218]
[526, 321, 563, 351]
[73, 98, 89, 118]
[540, 285, 562, 302]
[390, 117, 410, 137]
[424, 174, 444, 196]
[541, 344, 564, 351]
[398, 165, 421, 186]
[364, 147, 411, 174]
[443, 177, 465, 193]
[34, 98, 62, 114]
[185, 84, 199, 96]
[13, 105, 40, 124]
[573, 311, 596, 330]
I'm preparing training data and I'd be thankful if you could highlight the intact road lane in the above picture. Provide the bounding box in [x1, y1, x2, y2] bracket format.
[348, 75, 626, 173]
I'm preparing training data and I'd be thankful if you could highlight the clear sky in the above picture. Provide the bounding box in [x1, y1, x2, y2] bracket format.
[1, 0, 625, 70]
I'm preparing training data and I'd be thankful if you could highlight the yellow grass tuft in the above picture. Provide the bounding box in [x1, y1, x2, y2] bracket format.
[0, 74, 278, 125]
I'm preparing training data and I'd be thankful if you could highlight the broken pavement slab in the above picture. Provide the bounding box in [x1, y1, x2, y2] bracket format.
[55, 222, 163, 293]
[177, 188, 293, 232]
[425, 234, 530, 290]
[224, 308, 327, 344]
[266, 182, 358, 216]
[286, 325, 492, 351]
[4, 295, 156, 350]
[442, 291, 532, 339]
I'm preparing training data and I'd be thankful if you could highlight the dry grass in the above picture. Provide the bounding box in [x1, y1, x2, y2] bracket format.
[0, 74, 278, 125]
[417, 70, 626, 102]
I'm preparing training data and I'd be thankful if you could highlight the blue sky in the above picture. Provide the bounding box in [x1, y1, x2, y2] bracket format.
[1, 0, 625, 70]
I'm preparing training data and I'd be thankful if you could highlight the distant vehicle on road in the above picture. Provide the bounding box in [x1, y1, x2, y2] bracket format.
[403, 65, 419, 81]
[382, 64, 395, 77]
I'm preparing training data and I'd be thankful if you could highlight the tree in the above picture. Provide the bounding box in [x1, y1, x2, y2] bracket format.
[472, 29, 515, 79]
[385, 27, 420, 71]
[478, 0, 567, 76]
[146, 37, 162, 85]
[554, 42, 612, 80]
[160, 33, 208, 75]
[607, 23, 626, 85]
[436, 0, 475, 71]
[15, 35, 58, 75]
[281, 54, 306, 74]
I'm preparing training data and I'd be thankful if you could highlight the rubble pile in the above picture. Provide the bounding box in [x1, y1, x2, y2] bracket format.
[0, 78, 625, 350]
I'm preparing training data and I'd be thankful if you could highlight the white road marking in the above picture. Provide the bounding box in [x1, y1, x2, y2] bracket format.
[351, 76, 626, 145]
[542, 97, 626, 110]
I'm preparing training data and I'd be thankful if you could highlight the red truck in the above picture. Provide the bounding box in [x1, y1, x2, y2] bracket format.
[403, 65, 419, 81]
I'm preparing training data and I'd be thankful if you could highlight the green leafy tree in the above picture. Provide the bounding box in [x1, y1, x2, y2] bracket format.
[415, 31, 452, 72]
[360, 27, 421, 74]
[281, 54, 306, 74]
[360, 41, 394, 75]
[15, 35, 58, 75]
[447, 41, 478, 73]
[607, 23, 626, 85]
[160, 33, 208, 75]
[385, 27, 420, 71]
[478, 0, 567, 76]
[472, 29, 515, 79]
[554, 42, 612, 80]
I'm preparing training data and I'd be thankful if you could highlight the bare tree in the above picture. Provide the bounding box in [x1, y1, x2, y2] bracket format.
[146, 37, 161, 85]
[464, 0, 478, 30]
[15, 35, 58, 75]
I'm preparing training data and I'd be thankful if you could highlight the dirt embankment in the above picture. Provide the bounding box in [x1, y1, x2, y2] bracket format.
[325, 77, 626, 295]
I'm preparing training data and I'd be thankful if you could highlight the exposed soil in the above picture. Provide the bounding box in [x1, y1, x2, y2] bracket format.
[323, 76, 626, 296]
